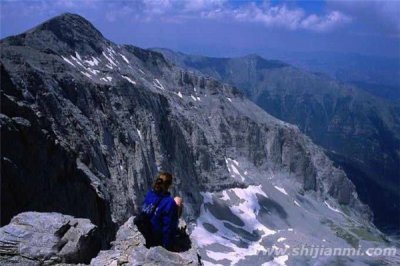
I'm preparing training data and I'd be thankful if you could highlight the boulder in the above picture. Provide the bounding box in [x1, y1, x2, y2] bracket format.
[0, 212, 101, 265]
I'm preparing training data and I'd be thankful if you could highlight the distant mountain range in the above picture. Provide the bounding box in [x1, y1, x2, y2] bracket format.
[261, 50, 400, 102]
[154, 48, 400, 236]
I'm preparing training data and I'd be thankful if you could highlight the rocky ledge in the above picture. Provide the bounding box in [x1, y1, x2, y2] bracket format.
[0, 212, 201, 265]
[91, 216, 200, 265]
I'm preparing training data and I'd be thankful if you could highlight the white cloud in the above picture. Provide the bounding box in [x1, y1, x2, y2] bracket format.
[301, 11, 352, 32]
[184, 0, 226, 12]
[1, 0, 351, 33]
[327, 0, 400, 34]
[105, 5, 135, 22]
[143, 0, 174, 15]
[204, 3, 351, 32]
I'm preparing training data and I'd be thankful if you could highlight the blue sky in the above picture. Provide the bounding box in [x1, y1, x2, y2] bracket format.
[1, 0, 399, 58]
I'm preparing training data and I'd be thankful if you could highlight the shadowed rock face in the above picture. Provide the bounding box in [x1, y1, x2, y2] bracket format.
[1, 65, 115, 247]
[1, 13, 393, 265]
[155, 48, 400, 235]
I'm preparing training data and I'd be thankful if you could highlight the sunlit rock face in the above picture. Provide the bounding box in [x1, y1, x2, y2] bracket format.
[1, 13, 397, 265]
[155, 48, 400, 236]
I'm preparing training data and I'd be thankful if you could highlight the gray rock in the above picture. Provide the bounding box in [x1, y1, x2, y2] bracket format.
[90, 217, 201, 266]
[156, 48, 400, 235]
[0, 212, 101, 265]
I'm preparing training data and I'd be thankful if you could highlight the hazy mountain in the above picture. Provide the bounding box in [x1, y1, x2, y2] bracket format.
[262, 50, 400, 101]
[0, 13, 398, 265]
[155, 48, 400, 236]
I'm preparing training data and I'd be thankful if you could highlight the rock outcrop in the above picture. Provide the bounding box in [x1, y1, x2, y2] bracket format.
[91, 217, 200, 265]
[0, 212, 100, 265]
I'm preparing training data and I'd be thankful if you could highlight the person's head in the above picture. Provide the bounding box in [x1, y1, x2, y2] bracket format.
[153, 171, 173, 193]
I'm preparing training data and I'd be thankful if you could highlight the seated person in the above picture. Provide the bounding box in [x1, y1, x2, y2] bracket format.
[139, 172, 183, 250]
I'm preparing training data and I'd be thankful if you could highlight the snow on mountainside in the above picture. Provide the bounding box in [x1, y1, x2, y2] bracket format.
[1, 13, 398, 265]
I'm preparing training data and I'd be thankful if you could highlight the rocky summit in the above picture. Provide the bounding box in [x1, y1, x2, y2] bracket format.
[1, 13, 399, 265]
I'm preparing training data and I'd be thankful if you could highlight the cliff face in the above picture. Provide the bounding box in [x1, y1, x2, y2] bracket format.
[1, 13, 395, 265]
[156, 48, 400, 235]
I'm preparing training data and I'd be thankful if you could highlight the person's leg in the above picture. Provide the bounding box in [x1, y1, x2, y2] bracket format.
[174, 196, 183, 217]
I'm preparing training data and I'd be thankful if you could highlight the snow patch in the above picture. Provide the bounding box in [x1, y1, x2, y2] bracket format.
[108, 47, 118, 57]
[203, 260, 223, 266]
[102, 51, 118, 67]
[80, 71, 92, 79]
[273, 255, 289, 265]
[206, 250, 228, 261]
[177, 91, 183, 98]
[324, 201, 344, 214]
[122, 75, 136, 85]
[220, 191, 230, 201]
[71, 55, 85, 68]
[75, 51, 82, 61]
[120, 54, 129, 63]
[277, 237, 286, 242]
[294, 200, 301, 207]
[62, 56, 75, 67]
[106, 76, 113, 82]
[225, 158, 246, 181]
[87, 68, 100, 75]
[191, 95, 197, 101]
[153, 79, 165, 90]
[85, 56, 100, 66]
[137, 129, 142, 140]
[192, 186, 276, 265]
[227, 97, 232, 102]
[274, 186, 288, 195]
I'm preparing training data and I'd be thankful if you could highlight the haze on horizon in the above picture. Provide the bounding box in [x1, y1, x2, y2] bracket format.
[1, 0, 399, 60]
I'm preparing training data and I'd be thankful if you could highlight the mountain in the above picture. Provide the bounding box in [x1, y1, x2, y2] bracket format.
[260, 50, 400, 101]
[1, 13, 397, 265]
[155, 48, 400, 236]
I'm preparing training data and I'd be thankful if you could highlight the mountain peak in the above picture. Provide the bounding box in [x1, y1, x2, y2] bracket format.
[19, 13, 106, 54]
[240, 53, 288, 69]
[33, 12, 103, 40]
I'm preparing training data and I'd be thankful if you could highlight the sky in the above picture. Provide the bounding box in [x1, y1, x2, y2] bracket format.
[0, 0, 399, 58]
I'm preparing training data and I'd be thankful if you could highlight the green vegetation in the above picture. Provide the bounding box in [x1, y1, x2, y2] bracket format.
[350, 227, 387, 243]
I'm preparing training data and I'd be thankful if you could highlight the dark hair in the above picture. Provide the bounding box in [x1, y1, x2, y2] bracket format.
[158, 171, 173, 185]
[151, 172, 173, 190]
